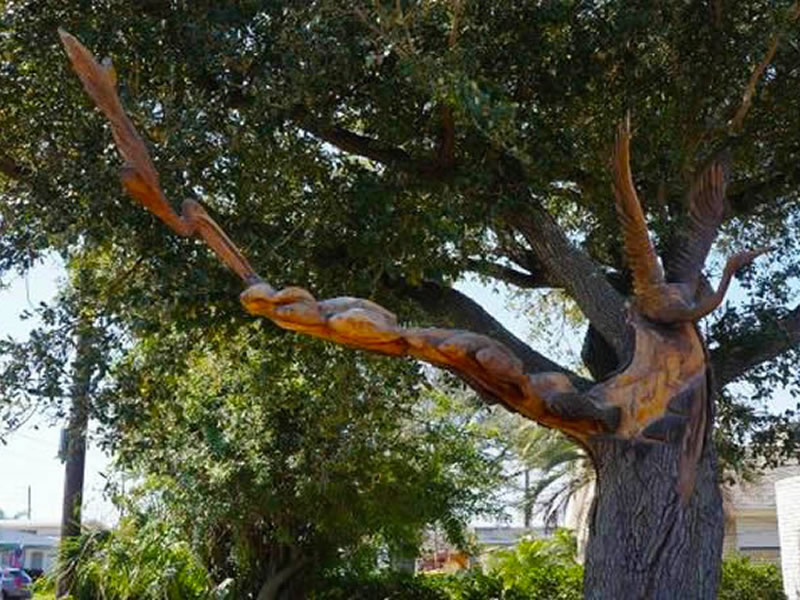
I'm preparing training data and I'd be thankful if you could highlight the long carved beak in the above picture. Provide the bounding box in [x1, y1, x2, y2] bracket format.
[692, 246, 772, 320]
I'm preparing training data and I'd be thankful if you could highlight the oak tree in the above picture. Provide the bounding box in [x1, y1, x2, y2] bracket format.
[3, 3, 800, 598]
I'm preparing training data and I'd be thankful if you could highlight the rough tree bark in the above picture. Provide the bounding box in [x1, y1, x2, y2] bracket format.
[58, 32, 800, 599]
[585, 435, 724, 599]
[256, 550, 307, 600]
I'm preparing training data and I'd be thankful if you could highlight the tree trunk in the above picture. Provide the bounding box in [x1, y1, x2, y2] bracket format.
[56, 328, 93, 598]
[256, 556, 307, 600]
[583, 431, 724, 599]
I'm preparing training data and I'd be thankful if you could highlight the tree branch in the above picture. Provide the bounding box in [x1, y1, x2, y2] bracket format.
[396, 279, 589, 387]
[729, 1, 800, 131]
[465, 259, 550, 289]
[0, 152, 26, 181]
[292, 106, 451, 179]
[255, 558, 307, 600]
[437, 104, 456, 169]
[727, 160, 800, 217]
[711, 305, 800, 386]
[511, 203, 631, 361]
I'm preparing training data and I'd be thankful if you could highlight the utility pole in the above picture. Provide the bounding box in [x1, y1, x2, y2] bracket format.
[523, 469, 532, 529]
[56, 324, 93, 598]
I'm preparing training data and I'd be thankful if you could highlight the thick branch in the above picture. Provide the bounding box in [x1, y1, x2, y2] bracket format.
[512, 204, 630, 361]
[0, 152, 26, 181]
[437, 104, 456, 169]
[396, 280, 587, 385]
[711, 305, 800, 386]
[292, 106, 450, 179]
[256, 558, 307, 600]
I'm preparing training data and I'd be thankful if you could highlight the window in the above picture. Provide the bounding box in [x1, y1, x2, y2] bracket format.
[29, 552, 43, 570]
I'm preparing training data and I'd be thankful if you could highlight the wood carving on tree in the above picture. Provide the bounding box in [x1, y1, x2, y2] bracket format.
[57, 27, 785, 599]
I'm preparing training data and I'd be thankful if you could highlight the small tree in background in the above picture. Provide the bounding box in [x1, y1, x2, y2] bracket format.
[100, 326, 504, 599]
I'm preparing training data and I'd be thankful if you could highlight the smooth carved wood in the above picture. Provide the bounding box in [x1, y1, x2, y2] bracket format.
[609, 119, 766, 500]
[611, 115, 665, 300]
[61, 32, 767, 499]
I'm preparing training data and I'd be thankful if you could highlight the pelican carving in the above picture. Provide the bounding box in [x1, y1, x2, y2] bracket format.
[613, 117, 767, 323]
[60, 32, 767, 503]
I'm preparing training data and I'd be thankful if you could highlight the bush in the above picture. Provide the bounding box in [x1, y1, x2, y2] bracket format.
[51, 516, 215, 600]
[314, 535, 788, 600]
[719, 554, 786, 600]
[310, 571, 447, 600]
[480, 530, 582, 599]
[312, 530, 583, 599]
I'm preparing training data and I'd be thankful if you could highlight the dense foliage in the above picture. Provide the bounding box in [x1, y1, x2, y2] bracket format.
[312, 535, 784, 600]
[102, 324, 503, 597]
[43, 521, 789, 600]
[2, 0, 797, 471]
[718, 555, 787, 600]
[49, 518, 213, 600]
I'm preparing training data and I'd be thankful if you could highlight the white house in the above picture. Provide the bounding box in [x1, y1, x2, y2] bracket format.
[775, 475, 800, 600]
[722, 465, 800, 563]
[0, 520, 60, 572]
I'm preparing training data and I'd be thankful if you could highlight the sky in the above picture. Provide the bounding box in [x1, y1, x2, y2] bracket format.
[0, 258, 118, 525]
[0, 256, 795, 527]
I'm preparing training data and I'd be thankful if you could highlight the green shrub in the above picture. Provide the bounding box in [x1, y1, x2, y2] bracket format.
[51, 516, 215, 600]
[312, 529, 583, 599]
[481, 529, 582, 599]
[314, 534, 789, 600]
[719, 554, 786, 600]
[310, 571, 448, 600]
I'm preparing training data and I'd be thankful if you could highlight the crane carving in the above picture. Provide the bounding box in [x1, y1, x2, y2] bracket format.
[60, 31, 767, 502]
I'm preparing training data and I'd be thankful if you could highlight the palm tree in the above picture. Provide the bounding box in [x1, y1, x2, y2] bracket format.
[507, 420, 592, 529]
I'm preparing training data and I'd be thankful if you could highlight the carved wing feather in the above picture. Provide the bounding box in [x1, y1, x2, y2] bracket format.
[612, 119, 665, 297]
[59, 30, 258, 283]
[665, 159, 727, 289]
[59, 29, 189, 236]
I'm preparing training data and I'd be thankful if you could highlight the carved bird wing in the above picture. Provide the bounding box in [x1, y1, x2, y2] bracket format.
[664, 158, 728, 290]
[58, 29, 187, 235]
[612, 118, 665, 297]
[59, 29, 258, 283]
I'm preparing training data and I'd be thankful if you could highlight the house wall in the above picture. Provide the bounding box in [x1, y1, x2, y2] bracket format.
[0, 521, 60, 572]
[776, 476, 800, 600]
[23, 547, 58, 572]
[732, 515, 781, 563]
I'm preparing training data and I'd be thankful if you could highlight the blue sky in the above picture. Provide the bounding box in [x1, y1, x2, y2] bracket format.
[0, 259, 117, 524]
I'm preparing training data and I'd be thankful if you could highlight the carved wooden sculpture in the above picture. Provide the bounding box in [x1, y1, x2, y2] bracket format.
[60, 31, 767, 503]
